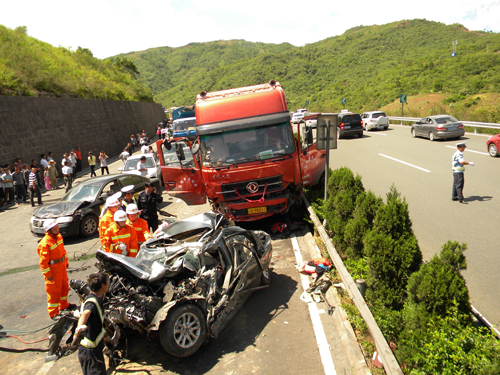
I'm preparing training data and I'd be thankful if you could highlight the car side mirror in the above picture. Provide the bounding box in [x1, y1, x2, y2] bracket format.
[176, 143, 186, 161]
[305, 127, 313, 145]
[163, 139, 172, 151]
[99, 192, 109, 200]
[191, 142, 200, 154]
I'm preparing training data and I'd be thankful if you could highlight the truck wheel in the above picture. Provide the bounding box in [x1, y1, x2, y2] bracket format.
[80, 215, 98, 237]
[159, 304, 206, 357]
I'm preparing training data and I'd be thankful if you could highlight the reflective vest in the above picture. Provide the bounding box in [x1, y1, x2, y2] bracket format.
[99, 210, 115, 244]
[80, 296, 106, 349]
[452, 150, 465, 172]
[102, 222, 139, 257]
[127, 217, 152, 243]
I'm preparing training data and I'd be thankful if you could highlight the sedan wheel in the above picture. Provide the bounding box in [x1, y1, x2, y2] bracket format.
[160, 304, 206, 357]
[411, 128, 416, 138]
[489, 143, 498, 157]
[429, 132, 435, 141]
[80, 215, 98, 237]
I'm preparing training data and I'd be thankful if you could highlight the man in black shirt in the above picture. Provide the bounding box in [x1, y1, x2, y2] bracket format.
[76, 272, 109, 375]
[137, 182, 163, 232]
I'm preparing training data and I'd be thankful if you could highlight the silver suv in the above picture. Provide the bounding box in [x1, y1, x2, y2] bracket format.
[361, 111, 389, 131]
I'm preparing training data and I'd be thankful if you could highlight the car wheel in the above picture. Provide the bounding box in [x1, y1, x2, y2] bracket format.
[489, 143, 498, 157]
[159, 304, 206, 357]
[260, 269, 272, 286]
[364, 124, 368, 131]
[384, 126, 388, 130]
[80, 215, 98, 237]
[429, 132, 435, 141]
[411, 128, 416, 138]
[358, 132, 363, 138]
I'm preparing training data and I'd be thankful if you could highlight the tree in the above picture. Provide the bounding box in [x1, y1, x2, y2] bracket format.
[113, 57, 140, 80]
[363, 185, 422, 310]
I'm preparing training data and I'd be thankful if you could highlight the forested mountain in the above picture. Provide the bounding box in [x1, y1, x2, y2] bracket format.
[0, 25, 153, 101]
[120, 19, 500, 122]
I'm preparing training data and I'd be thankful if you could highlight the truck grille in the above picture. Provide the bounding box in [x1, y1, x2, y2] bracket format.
[220, 176, 283, 200]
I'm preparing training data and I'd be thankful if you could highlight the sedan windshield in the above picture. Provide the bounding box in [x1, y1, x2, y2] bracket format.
[124, 157, 155, 171]
[62, 181, 103, 202]
[200, 122, 296, 167]
[435, 116, 459, 124]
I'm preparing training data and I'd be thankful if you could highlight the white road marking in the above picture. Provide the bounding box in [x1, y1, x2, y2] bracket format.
[291, 234, 336, 375]
[366, 131, 387, 136]
[379, 154, 431, 172]
[445, 146, 489, 155]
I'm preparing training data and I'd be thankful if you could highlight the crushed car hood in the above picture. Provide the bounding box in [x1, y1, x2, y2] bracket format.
[33, 201, 82, 218]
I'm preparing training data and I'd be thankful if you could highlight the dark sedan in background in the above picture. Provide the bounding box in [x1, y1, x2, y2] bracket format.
[30, 174, 150, 237]
[411, 115, 465, 141]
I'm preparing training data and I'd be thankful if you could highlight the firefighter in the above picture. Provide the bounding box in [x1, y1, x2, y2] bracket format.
[102, 210, 139, 257]
[37, 219, 75, 319]
[98, 195, 121, 246]
[120, 185, 137, 210]
[126, 204, 152, 244]
[137, 182, 163, 232]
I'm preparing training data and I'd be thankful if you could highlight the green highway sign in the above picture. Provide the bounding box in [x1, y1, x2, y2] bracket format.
[305, 100, 309, 106]
[341, 98, 347, 105]
[400, 94, 407, 104]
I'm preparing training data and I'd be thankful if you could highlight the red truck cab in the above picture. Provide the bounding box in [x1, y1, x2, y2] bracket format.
[156, 81, 326, 222]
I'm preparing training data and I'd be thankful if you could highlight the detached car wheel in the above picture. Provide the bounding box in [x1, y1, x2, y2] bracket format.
[160, 304, 206, 357]
[489, 143, 498, 157]
[80, 215, 98, 237]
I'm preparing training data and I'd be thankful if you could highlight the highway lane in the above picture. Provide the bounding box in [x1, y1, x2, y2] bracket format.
[328, 125, 500, 326]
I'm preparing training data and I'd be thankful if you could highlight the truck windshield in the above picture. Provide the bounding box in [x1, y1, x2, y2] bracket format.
[200, 122, 296, 167]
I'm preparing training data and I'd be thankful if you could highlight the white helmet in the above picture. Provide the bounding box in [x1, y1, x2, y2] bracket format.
[106, 196, 121, 207]
[114, 210, 127, 222]
[126, 204, 139, 215]
[44, 219, 58, 232]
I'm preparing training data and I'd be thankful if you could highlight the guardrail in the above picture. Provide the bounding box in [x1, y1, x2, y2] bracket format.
[388, 116, 500, 133]
[304, 196, 404, 375]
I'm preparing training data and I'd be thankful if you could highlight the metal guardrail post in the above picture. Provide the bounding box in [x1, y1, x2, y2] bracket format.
[303, 196, 404, 375]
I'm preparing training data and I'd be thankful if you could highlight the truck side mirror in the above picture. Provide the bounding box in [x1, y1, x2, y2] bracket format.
[176, 143, 186, 161]
[305, 127, 313, 145]
[191, 142, 200, 154]
[163, 139, 172, 151]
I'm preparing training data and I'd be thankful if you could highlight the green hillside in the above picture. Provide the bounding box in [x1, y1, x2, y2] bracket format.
[121, 19, 500, 122]
[0, 25, 153, 101]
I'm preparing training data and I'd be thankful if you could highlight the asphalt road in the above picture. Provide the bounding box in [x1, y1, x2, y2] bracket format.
[329, 124, 500, 326]
[0, 150, 353, 375]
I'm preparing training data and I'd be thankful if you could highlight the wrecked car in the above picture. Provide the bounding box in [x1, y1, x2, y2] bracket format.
[69, 213, 272, 357]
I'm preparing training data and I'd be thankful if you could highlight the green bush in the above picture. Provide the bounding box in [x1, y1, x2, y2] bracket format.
[324, 167, 364, 252]
[398, 303, 500, 375]
[364, 185, 422, 310]
[344, 190, 382, 259]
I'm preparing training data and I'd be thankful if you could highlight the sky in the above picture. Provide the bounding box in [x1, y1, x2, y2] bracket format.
[2, 0, 499, 59]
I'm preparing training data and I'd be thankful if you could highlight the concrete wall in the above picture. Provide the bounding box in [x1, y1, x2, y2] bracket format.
[0, 96, 166, 169]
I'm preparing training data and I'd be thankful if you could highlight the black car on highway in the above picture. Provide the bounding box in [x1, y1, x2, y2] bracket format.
[29, 174, 151, 238]
[337, 111, 364, 139]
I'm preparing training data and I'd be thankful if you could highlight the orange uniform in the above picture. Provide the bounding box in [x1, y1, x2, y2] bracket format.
[37, 232, 70, 318]
[98, 210, 114, 245]
[127, 217, 152, 243]
[102, 222, 139, 257]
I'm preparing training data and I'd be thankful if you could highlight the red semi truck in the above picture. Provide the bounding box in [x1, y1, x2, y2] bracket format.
[156, 80, 326, 222]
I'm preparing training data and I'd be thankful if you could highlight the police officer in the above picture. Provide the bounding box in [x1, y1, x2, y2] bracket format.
[452, 141, 474, 204]
[120, 185, 137, 210]
[137, 182, 163, 232]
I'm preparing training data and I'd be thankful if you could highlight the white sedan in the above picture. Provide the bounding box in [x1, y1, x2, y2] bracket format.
[119, 153, 163, 190]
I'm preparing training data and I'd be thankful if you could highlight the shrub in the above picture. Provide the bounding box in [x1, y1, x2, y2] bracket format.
[403, 241, 471, 334]
[344, 190, 382, 259]
[363, 185, 422, 310]
[324, 167, 364, 252]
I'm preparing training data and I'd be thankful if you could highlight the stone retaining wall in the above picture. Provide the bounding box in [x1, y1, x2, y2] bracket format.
[0, 96, 166, 169]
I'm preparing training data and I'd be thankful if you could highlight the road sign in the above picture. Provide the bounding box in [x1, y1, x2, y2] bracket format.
[341, 98, 347, 105]
[317, 114, 337, 151]
[400, 94, 407, 104]
[305, 100, 309, 106]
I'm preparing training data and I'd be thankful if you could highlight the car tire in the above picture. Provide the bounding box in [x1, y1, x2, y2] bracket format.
[159, 304, 206, 357]
[411, 128, 416, 138]
[384, 126, 388, 130]
[489, 143, 498, 157]
[358, 132, 363, 138]
[429, 132, 435, 141]
[80, 214, 98, 237]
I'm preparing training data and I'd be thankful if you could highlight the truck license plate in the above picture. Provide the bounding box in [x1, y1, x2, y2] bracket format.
[248, 207, 267, 214]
